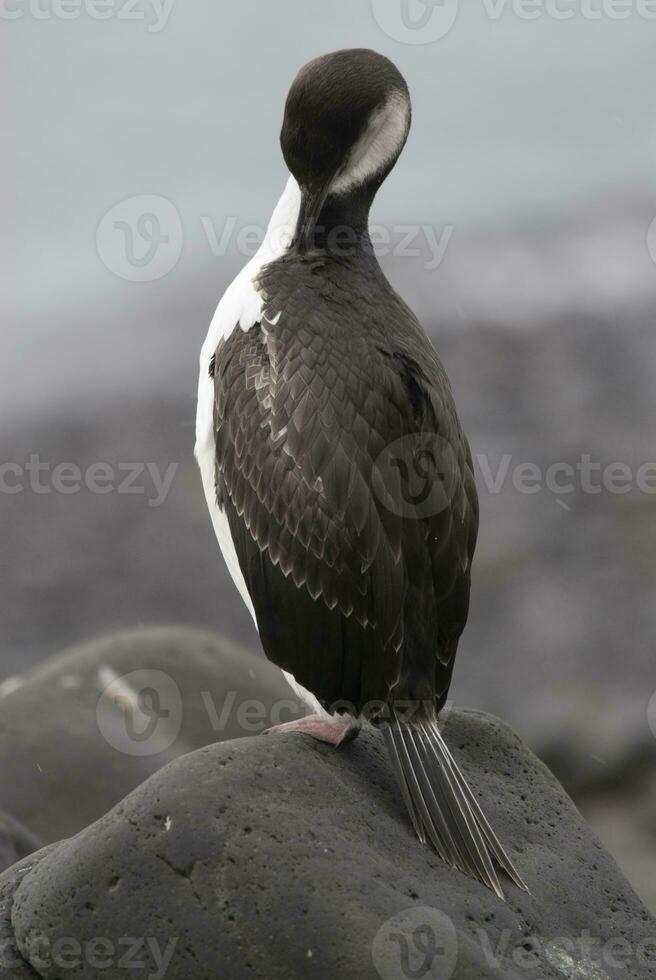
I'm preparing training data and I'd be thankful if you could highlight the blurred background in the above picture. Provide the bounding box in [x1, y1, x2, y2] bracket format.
[3, 0, 656, 910]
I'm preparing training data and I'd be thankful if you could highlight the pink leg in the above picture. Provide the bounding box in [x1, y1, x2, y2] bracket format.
[264, 713, 360, 746]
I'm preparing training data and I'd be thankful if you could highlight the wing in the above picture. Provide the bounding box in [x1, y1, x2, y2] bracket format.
[212, 253, 477, 713]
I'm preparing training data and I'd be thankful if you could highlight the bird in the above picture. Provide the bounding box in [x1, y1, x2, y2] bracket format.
[195, 47, 527, 899]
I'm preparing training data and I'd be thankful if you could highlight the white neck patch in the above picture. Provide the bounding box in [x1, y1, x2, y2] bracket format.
[330, 91, 410, 196]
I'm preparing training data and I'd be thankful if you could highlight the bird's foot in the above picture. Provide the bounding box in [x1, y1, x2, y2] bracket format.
[263, 713, 360, 746]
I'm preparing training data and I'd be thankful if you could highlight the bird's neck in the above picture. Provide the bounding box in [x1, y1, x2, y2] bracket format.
[307, 187, 376, 257]
[263, 177, 381, 262]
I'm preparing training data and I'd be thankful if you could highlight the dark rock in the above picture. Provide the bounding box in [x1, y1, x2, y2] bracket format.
[0, 626, 302, 845]
[0, 814, 41, 875]
[0, 848, 58, 980]
[1, 710, 654, 979]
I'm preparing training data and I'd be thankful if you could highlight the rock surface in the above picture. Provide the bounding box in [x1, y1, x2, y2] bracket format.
[1, 710, 654, 980]
[0, 814, 41, 876]
[0, 626, 302, 845]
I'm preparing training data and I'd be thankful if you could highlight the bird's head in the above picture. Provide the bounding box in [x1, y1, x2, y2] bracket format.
[280, 48, 411, 253]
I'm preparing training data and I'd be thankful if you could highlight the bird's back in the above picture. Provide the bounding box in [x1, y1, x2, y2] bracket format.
[213, 245, 478, 720]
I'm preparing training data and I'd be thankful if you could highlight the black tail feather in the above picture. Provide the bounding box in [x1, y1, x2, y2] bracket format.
[393, 724, 459, 865]
[382, 713, 528, 899]
[423, 720, 528, 893]
[384, 722, 426, 845]
[417, 722, 501, 894]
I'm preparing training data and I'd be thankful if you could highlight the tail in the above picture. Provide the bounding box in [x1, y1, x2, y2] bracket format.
[382, 712, 528, 900]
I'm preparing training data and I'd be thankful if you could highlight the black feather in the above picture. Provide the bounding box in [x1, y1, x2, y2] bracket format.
[212, 247, 477, 716]
[384, 714, 528, 899]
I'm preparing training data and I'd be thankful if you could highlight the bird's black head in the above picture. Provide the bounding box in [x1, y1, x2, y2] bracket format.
[280, 49, 411, 254]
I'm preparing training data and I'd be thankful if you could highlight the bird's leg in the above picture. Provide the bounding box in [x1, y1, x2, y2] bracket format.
[264, 713, 361, 746]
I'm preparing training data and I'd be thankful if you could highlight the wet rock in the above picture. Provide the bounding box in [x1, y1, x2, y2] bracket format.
[0, 626, 302, 845]
[1, 709, 654, 980]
